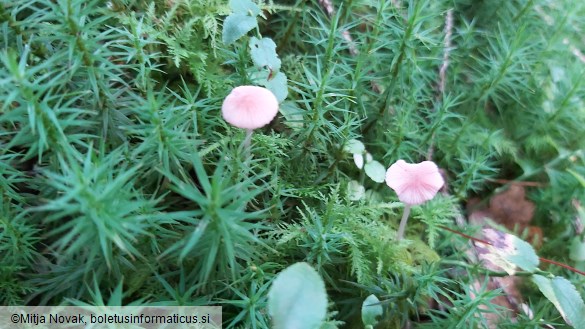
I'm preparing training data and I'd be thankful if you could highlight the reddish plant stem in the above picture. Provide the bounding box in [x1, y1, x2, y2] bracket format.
[439, 225, 585, 277]
[439, 225, 490, 244]
[537, 258, 585, 277]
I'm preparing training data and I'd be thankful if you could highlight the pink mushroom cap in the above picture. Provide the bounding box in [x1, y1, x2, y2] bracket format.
[385, 160, 445, 205]
[221, 85, 279, 130]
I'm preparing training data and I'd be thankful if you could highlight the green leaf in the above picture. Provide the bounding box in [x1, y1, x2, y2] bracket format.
[343, 139, 365, 154]
[568, 169, 585, 188]
[250, 37, 282, 71]
[365, 190, 384, 203]
[354, 153, 373, 169]
[570, 237, 585, 261]
[266, 72, 288, 102]
[222, 14, 257, 45]
[533, 275, 585, 327]
[279, 101, 303, 129]
[478, 228, 539, 274]
[179, 219, 209, 261]
[268, 262, 328, 329]
[365, 153, 373, 163]
[353, 153, 364, 169]
[230, 0, 260, 16]
[515, 158, 537, 177]
[361, 294, 383, 326]
[249, 67, 288, 102]
[364, 160, 386, 183]
[347, 180, 365, 201]
[249, 68, 270, 82]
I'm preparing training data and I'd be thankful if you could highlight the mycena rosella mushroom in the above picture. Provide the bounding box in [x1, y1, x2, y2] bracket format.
[221, 85, 279, 154]
[385, 160, 445, 240]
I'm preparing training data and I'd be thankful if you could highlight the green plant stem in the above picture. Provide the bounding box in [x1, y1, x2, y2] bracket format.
[301, 7, 339, 153]
[359, 163, 365, 186]
[277, 0, 304, 49]
[396, 204, 411, 241]
[362, 1, 420, 135]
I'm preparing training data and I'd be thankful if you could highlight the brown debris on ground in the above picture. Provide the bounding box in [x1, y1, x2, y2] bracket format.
[489, 184, 535, 230]
[468, 183, 542, 248]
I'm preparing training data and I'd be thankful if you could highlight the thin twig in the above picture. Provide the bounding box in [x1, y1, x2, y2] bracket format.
[318, 0, 358, 56]
[427, 9, 453, 161]
[318, 0, 335, 17]
[341, 30, 358, 56]
[439, 9, 453, 95]
[563, 38, 585, 64]
[572, 199, 584, 235]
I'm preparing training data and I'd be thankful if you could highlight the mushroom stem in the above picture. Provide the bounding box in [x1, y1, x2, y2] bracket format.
[243, 129, 253, 157]
[396, 204, 412, 241]
[244, 128, 253, 146]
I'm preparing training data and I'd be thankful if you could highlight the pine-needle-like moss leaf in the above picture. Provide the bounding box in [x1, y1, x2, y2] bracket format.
[35, 146, 161, 269]
[159, 152, 270, 284]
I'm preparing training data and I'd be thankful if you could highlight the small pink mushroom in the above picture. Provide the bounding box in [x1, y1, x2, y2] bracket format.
[385, 159, 445, 240]
[385, 160, 444, 205]
[222, 85, 279, 130]
[221, 86, 279, 157]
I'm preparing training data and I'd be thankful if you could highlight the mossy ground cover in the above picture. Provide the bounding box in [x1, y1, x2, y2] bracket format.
[2, 0, 585, 328]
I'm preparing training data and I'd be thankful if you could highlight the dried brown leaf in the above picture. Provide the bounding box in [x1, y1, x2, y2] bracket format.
[489, 184, 535, 229]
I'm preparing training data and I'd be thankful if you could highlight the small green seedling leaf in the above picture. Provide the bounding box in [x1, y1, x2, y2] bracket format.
[550, 65, 566, 82]
[365, 153, 373, 163]
[344, 139, 365, 154]
[249, 66, 288, 102]
[268, 262, 328, 329]
[347, 180, 365, 201]
[365, 160, 386, 183]
[230, 0, 260, 16]
[362, 294, 383, 327]
[248, 69, 270, 82]
[353, 153, 364, 169]
[222, 14, 257, 45]
[250, 37, 282, 71]
[266, 71, 288, 102]
[570, 237, 585, 261]
[354, 152, 373, 168]
[533, 275, 585, 328]
[365, 190, 383, 203]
